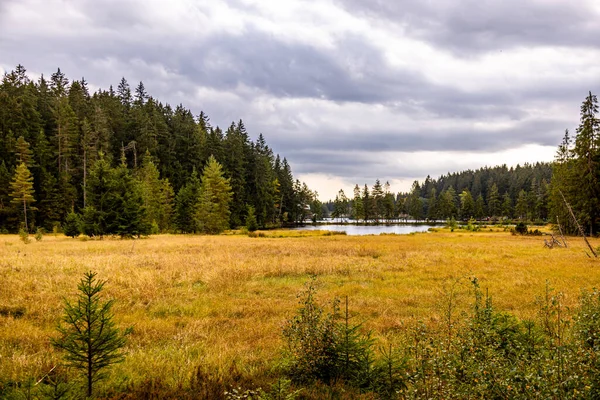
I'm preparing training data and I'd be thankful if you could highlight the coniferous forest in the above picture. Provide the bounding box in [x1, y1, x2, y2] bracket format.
[0, 65, 318, 235]
[2, 65, 599, 237]
[327, 163, 553, 223]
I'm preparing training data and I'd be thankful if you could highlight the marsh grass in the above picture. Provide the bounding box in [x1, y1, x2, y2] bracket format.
[1, 229, 599, 397]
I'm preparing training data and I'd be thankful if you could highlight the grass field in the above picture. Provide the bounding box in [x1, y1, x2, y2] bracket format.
[1, 228, 599, 396]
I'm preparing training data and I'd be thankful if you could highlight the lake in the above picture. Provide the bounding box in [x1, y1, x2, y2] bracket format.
[292, 224, 435, 236]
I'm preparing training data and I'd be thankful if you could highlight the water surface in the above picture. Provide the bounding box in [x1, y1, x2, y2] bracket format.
[292, 224, 434, 236]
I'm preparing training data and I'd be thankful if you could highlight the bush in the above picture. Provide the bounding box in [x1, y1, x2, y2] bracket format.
[515, 222, 528, 235]
[282, 277, 406, 394]
[446, 217, 458, 231]
[34, 227, 43, 242]
[18, 228, 30, 244]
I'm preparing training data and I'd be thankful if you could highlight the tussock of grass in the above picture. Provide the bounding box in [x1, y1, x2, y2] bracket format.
[1, 230, 599, 396]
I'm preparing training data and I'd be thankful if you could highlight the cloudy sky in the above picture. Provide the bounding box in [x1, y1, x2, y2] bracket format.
[1, 0, 599, 200]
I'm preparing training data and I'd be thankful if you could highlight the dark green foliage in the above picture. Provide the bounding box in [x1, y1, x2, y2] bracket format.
[282, 278, 404, 396]
[551, 92, 600, 235]
[515, 221, 528, 234]
[105, 165, 149, 237]
[245, 204, 258, 232]
[52, 271, 131, 397]
[0, 65, 310, 233]
[329, 162, 552, 223]
[174, 169, 201, 233]
[196, 156, 233, 234]
[63, 211, 81, 237]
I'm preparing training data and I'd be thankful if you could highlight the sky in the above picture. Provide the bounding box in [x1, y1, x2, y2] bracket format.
[1, 0, 599, 200]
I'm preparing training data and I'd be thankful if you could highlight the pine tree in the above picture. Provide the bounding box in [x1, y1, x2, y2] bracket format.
[474, 194, 485, 221]
[15, 136, 33, 166]
[196, 156, 233, 234]
[501, 193, 513, 219]
[84, 154, 113, 237]
[408, 181, 423, 221]
[487, 183, 500, 217]
[383, 182, 395, 222]
[362, 184, 371, 222]
[52, 272, 131, 397]
[139, 151, 173, 232]
[427, 187, 438, 221]
[459, 189, 475, 220]
[175, 170, 201, 233]
[64, 211, 81, 238]
[106, 163, 148, 237]
[571, 92, 600, 234]
[352, 184, 364, 222]
[372, 179, 385, 222]
[438, 187, 457, 219]
[10, 162, 35, 231]
[515, 190, 529, 220]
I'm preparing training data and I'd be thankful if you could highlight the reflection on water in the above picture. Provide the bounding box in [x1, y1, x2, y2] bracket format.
[291, 224, 435, 236]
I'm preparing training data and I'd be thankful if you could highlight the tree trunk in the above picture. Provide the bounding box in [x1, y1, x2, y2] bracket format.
[83, 148, 87, 208]
[23, 199, 28, 232]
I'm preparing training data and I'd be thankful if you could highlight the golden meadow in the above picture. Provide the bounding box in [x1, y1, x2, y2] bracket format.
[1, 228, 599, 396]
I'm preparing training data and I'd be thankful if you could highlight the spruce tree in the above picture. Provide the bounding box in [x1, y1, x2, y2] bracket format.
[515, 190, 529, 221]
[52, 271, 131, 397]
[64, 211, 81, 238]
[501, 193, 513, 219]
[487, 183, 500, 217]
[427, 187, 438, 221]
[10, 162, 36, 231]
[459, 189, 475, 220]
[196, 156, 233, 234]
[474, 194, 485, 221]
[352, 184, 364, 222]
[175, 170, 201, 233]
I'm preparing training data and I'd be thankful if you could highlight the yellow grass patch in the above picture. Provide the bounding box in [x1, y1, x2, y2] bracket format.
[1, 229, 599, 387]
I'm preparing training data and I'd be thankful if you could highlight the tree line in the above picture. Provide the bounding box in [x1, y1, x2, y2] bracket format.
[0, 65, 317, 235]
[327, 163, 552, 223]
[328, 92, 600, 229]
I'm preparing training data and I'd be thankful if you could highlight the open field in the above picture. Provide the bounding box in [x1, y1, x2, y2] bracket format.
[1, 228, 600, 396]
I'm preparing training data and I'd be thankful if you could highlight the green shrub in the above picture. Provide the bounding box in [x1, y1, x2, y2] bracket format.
[18, 228, 30, 244]
[282, 277, 405, 395]
[515, 222, 528, 235]
[446, 217, 458, 231]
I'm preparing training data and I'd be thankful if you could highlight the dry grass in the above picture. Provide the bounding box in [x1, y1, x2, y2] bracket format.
[1, 228, 599, 391]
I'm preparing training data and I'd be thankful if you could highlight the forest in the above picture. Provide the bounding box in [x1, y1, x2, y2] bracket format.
[0, 65, 317, 235]
[327, 162, 552, 223]
[1, 65, 599, 237]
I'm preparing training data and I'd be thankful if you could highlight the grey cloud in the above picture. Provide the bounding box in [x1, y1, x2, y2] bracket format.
[1, 0, 596, 190]
[335, 0, 600, 55]
[290, 119, 562, 152]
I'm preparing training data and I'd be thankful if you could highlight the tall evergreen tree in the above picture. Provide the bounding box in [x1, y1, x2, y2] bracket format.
[174, 170, 201, 233]
[196, 156, 233, 234]
[10, 162, 35, 231]
[487, 183, 500, 217]
[459, 189, 475, 220]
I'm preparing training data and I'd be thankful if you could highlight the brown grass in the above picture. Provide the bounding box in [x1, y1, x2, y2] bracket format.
[1, 229, 599, 392]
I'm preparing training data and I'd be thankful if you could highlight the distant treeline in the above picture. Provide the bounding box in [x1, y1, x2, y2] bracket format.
[0, 65, 317, 234]
[325, 162, 552, 222]
[327, 92, 599, 229]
